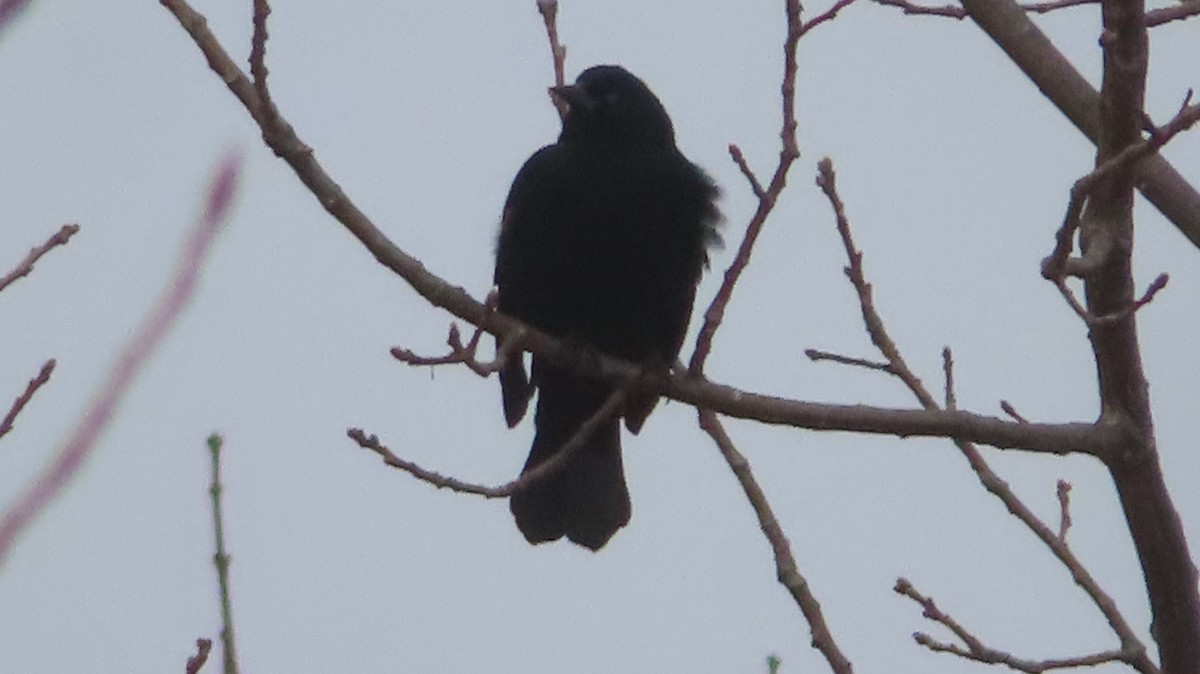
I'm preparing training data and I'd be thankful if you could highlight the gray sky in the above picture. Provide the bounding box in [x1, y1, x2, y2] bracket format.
[1, 1, 1197, 672]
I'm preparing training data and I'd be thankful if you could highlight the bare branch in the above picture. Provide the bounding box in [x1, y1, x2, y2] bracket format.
[0, 224, 80, 294]
[535, 0, 568, 120]
[155, 0, 1122, 459]
[185, 638, 213, 674]
[895, 578, 1137, 673]
[0, 359, 55, 441]
[0, 153, 241, 569]
[1145, 0, 1200, 26]
[700, 410, 853, 674]
[816, 157, 1154, 667]
[688, 0, 804, 374]
[1041, 92, 1200, 284]
[1056, 480, 1073, 541]
[941, 347, 956, 411]
[728, 144, 766, 200]
[349, 386, 628, 498]
[1000, 400, 1029, 424]
[804, 348, 895, 375]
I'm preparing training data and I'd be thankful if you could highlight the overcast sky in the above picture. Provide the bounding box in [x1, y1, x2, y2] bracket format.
[1, 1, 1197, 672]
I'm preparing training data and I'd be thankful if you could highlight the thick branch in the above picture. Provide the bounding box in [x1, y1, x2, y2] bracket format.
[1085, 0, 1200, 666]
[955, 0, 1200, 248]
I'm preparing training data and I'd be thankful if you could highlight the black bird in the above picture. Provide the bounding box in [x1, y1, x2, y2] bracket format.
[494, 65, 720, 550]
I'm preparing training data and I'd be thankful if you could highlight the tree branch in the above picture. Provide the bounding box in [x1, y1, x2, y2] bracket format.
[155, 0, 1123, 461]
[0, 359, 55, 441]
[700, 410, 853, 673]
[0, 224, 80, 294]
[816, 158, 1155, 670]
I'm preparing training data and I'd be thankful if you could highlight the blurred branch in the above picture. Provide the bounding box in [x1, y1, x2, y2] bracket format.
[0, 359, 55, 441]
[0, 224, 79, 295]
[815, 158, 1155, 671]
[206, 435, 239, 674]
[0, 153, 241, 569]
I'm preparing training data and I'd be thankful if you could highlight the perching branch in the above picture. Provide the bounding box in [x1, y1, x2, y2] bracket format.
[156, 0, 1122, 462]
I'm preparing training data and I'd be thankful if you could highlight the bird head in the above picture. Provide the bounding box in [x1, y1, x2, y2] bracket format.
[551, 65, 676, 150]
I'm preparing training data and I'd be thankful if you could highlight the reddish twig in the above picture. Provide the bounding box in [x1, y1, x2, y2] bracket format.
[797, 0, 862, 37]
[185, 638, 213, 674]
[0, 224, 80, 294]
[349, 386, 628, 498]
[895, 578, 1135, 672]
[700, 410, 853, 673]
[0, 359, 55, 441]
[0, 153, 241, 569]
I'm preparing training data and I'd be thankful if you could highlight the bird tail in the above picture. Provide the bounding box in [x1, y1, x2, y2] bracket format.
[509, 367, 630, 550]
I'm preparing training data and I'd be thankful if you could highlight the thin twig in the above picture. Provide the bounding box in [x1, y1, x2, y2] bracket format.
[895, 578, 1133, 673]
[0, 153, 241, 569]
[185, 638, 213, 674]
[1000, 400, 1029, 424]
[0, 224, 80, 294]
[206, 435, 239, 674]
[804, 348, 895, 374]
[1042, 94, 1200, 284]
[0, 359, 55, 440]
[700, 410, 853, 673]
[941, 347, 956, 411]
[797, 0, 862, 37]
[535, 0, 568, 120]
[873, 0, 1100, 19]
[349, 386, 629, 498]
[1056, 480, 1073, 542]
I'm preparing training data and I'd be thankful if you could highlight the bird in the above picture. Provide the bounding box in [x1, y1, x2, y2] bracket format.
[493, 65, 721, 550]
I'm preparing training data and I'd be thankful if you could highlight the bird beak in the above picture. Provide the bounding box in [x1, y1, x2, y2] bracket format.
[549, 84, 594, 115]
